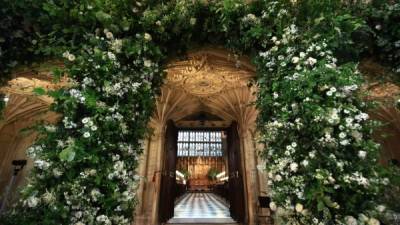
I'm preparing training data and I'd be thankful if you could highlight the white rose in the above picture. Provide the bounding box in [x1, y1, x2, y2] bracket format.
[291, 56, 300, 64]
[358, 151, 367, 159]
[290, 163, 298, 172]
[269, 202, 277, 211]
[301, 160, 309, 167]
[340, 140, 349, 146]
[144, 33, 152, 41]
[26, 196, 39, 208]
[299, 52, 306, 58]
[345, 216, 358, 225]
[339, 132, 347, 139]
[275, 174, 282, 181]
[306, 57, 317, 66]
[295, 203, 303, 213]
[367, 218, 380, 225]
[68, 54, 76, 62]
[105, 31, 114, 39]
[83, 132, 91, 138]
[144, 59, 152, 67]
[376, 205, 386, 212]
[107, 52, 116, 61]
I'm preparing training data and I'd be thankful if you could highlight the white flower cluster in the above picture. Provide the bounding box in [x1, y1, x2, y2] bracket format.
[256, 21, 385, 224]
[242, 13, 260, 25]
[102, 78, 141, 97]
[34, 159, 51, 170]
[69, 89, 86, 103]
[63, 51, 76, 61]
[344, 214, 381, 225]
[81, 117, 97, 138]
[63, 116, 78, 129]
[26, 145, 44, 159]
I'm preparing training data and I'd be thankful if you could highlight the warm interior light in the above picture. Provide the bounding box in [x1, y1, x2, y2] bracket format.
[216, 171, 226, 179]
[176, 170, 185, 178]
[219, 176, 228, 181]
[3, 94, 9, 104]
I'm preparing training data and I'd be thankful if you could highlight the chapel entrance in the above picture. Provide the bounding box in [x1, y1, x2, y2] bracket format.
[158, 120, 245, 224]
[134, 48, 260, 225]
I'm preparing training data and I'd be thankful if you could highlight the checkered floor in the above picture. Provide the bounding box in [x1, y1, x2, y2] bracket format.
[173, 193, 231, 219]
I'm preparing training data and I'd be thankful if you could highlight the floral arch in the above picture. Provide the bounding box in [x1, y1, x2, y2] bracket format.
[0, 1, 399, 225]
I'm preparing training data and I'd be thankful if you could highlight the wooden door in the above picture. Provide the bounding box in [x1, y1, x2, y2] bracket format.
[227, 121, 245, 222]
[158, 120, 178, 223]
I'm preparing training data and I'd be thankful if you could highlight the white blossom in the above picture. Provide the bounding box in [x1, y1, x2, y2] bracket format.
[144, 33, 152, 41]
[367, 218, 380, 225]
[306, 57, 317, 66]
[269, 202, 277, 211]
[26, 196, 40, 208]
[295, 203, 303, 213]
[83, 132, 91, 138]
[358, 151, 367, 159]
[144, 59, 152, 67]
[289, 163, 298, 172]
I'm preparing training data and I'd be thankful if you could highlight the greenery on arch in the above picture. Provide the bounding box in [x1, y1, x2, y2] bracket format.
[0, 0, 399, 225]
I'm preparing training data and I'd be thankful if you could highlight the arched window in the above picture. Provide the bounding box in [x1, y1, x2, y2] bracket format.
[177, 130, 223, 157]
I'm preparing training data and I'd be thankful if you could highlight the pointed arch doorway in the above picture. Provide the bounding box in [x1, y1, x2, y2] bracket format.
[158, 120, 245, 224]
[134, 48, 265, 225]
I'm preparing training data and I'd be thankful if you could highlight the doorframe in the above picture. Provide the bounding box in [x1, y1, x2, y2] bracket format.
[156, 121, 249, 224]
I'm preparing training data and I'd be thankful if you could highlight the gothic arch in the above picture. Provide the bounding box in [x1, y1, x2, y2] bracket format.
[136, 48, 262, 225]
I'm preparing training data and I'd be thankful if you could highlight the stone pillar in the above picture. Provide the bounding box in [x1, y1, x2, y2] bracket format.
[240, 127, 259, 225]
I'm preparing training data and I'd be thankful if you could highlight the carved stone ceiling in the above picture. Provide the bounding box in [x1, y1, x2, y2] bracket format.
[154, 50, 258, 129]
[165, 51, 254, 97]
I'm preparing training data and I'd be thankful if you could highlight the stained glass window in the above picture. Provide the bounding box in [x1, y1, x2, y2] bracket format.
[177, 130, 223, 157]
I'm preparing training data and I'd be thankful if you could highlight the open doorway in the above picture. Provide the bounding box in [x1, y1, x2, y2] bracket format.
[159, 120, 245, 224]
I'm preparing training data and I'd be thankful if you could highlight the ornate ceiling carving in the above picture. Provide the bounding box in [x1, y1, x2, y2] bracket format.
[153, 49, 258, 130]
[0, 76, 69, 104]
[165, 50, 254, 97]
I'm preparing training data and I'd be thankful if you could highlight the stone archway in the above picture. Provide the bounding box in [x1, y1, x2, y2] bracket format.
[134, 48, 266, 225]
[0, 67, 66, 207]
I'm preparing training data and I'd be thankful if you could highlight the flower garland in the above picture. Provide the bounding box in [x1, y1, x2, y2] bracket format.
[256, 23, 387, 225]
[0, 1, 397, 225]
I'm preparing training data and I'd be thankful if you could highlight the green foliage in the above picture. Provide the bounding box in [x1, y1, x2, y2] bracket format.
[364, 2, 400, 76]
[207, 168, 220, 181]
[0, 1, 398, 225]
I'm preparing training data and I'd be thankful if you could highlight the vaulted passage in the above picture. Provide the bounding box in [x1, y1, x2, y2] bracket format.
[159, 122, 245, 224]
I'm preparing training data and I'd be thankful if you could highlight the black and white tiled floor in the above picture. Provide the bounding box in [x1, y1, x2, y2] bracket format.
[168, 193, 236, 224]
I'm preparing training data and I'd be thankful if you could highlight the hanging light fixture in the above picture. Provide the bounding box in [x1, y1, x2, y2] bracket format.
[3, 94, 10, 105]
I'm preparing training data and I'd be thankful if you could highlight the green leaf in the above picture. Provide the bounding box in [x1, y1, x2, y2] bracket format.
[48, 90, 62, 99]
[317, 200, 325, 212]
[52, 68, 63, 83]
[95, 11, 112, 24]
[59, 147, 76, 162]
[33, 87, 46, 95]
